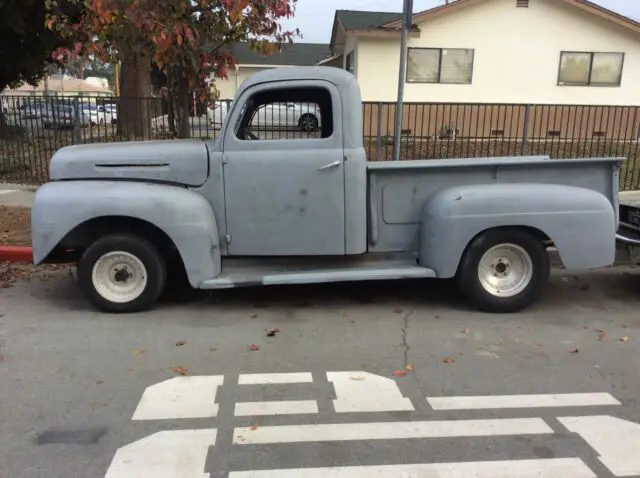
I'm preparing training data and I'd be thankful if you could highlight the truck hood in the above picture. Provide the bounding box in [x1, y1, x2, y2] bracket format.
[49, 139, 209, 187]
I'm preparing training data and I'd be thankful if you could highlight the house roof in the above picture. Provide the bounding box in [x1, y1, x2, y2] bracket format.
[229, 42, 332, 67]
[330, 0, 640, 49]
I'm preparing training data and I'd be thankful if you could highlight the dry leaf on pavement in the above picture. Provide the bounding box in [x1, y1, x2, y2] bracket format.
[350, 376, 365, 381]
[250, 424, 259, 431]
[175, 340, 187, 347]
[620, 336, 629, 342]
[248, 344, 260, 351]
[393, 369, 407, 378]
[404, 363, 414, 371]
[209, 347, 218, 352]
[569, 348, 580, 354]
[265, 327, 280, 337]
[461, 328, 471, 334]
[132, 349, 145, 355]
[595, 330, 606, 341]
[442, 356, 455, 364]
[172, 366, 189, 375]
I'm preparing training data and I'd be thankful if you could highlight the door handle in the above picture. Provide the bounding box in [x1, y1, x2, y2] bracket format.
[318, 160, 341, 171]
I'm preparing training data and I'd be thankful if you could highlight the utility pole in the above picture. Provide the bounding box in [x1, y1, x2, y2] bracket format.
[393, 0, 413, 161]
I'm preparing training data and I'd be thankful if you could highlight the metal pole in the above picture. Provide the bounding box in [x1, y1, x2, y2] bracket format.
[393, 0, 413, 161]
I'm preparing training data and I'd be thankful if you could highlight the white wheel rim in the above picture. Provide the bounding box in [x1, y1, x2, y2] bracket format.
[477, 243, 533, 297]
[91, 251, 148, 303]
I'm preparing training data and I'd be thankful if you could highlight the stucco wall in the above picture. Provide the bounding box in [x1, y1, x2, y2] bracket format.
[213, 67, 278, 100]
[355, 0, 640, 105]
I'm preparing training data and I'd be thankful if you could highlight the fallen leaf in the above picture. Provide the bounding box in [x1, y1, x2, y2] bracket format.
[393, 307, 403, 314]
[349, 376, 365, 381]
[250, 424, 259, 431]
[172, 366, 189, 375]
[620, 336, 629, 342]
[580, 283, 591, 292]
[248, 344, 260, 351]
[536, 343, 546, 347]
[582, 326, 589, 330]
[569, 348, 580, 354]
[96, 380, 104, 385]
[265, 327, 280, 337]
[595, 330, 606, 341]
[442, 356, 455, 364]
[342, 312, 349, 318]
[132, 349, 145, 355]
[251, 314, 259, 319]
[434, 315, 443, 319]
[209, 347, 218, 352]
[393, 369, 407, 377]
[461, 328, 471, 334]
[175, 340, 187, 347]
[404, 363, 414, 371]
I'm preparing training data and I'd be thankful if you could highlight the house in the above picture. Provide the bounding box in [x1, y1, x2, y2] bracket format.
[214, 42, 333, 99]
[328, 0, 640, 106]
[1, 74, 114, 98]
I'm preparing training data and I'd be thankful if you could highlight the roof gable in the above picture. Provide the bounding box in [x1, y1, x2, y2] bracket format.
[382, 0, 640, 34]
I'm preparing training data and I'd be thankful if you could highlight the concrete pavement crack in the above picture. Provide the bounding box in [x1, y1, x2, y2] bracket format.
[401, 309, 414, 369]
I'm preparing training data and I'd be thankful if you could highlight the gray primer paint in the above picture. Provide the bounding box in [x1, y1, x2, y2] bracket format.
[33, 66, 625, 289]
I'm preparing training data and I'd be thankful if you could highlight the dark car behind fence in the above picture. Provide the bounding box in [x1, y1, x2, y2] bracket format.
[1, 94, 639, 190]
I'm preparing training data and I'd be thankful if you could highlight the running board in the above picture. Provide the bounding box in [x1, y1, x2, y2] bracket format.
[199, 259, 435, 290]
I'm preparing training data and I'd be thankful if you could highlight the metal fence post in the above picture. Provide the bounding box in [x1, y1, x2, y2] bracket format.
[73, 97, 82, 144]
[376, 103, 383, 161]
[521, 104, 531, 155]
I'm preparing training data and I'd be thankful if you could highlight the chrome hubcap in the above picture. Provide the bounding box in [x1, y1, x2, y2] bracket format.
[478, 243, 533, 297]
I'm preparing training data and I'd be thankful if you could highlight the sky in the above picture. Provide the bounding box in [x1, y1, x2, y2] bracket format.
[281, 0, 640, 44]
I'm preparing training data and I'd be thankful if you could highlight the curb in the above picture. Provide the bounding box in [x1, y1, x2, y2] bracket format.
[0, 246, 33, 263]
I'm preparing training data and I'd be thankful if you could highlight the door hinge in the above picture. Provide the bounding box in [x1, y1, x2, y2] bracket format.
[225, 234, 232, 244]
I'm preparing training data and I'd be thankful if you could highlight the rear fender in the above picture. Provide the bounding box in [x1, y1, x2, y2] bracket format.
[419, 183, 616, 278]
[31, 181, 221, 287]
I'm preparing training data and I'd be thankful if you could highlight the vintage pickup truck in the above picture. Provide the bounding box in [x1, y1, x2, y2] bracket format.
[31, 66, 624, 314]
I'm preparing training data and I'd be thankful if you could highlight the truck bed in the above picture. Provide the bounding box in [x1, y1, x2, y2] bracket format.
[367, 155, 623, 253]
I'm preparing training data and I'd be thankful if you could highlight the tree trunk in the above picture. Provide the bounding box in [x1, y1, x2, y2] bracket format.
[118, 48, 152, 139]
[174, 74, 191, 139]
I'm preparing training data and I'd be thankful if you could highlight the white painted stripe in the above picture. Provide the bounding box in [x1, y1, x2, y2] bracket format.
[328, 371, 414, 413]
[0, 190, 17, 196]
[229, 458, 596, 478]
[234, 400, 318, 416]
[428, 393, 621, 410]
[233, 418, 553, 445]
[132, 375, 223, 420]
[238, 373, 313, 385]
[558, 415, 640, 476]
[105, 429, 216, 478]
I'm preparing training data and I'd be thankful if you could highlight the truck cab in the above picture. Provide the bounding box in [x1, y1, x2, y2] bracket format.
[31, 67, 623, 314]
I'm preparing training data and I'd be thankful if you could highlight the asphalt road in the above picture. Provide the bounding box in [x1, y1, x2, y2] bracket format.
[1, 265, 640, 477]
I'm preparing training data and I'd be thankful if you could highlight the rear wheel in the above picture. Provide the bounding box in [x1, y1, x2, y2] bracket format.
[77, 234, 167, 313]
[456, 229, 550, 313]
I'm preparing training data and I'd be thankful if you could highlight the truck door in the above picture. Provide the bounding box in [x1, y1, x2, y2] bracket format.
[221, 80, 346, 256]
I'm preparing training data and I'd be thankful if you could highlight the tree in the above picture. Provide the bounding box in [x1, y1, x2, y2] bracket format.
[0, 0, 72, 92]
[47, 0, 299, 138]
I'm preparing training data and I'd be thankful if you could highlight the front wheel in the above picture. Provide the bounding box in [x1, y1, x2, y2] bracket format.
[77, 234, 167, 313]
[456, 229, 550, 313]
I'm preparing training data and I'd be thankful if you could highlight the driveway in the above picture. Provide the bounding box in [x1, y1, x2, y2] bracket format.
[1, 265, 639, 477]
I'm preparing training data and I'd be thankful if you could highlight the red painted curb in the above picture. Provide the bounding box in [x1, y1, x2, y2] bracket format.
[0, 246, 33, 263]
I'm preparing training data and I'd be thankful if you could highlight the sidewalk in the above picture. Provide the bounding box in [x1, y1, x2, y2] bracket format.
[0, 184, 35, 208]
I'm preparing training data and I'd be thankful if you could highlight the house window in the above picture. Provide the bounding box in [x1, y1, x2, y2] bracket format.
[558, 51, 624, 86]
[345, 51, 355, 74]
[407, 48, 474, 84]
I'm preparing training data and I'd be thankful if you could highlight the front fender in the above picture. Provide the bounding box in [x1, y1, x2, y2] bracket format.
[31, 181, 221, 287]
[419, 183, 616, 277]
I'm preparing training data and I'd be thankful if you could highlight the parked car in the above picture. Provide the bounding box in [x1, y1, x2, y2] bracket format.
[41, 105, 78, 129]
[79, 104, 114, 126]
[31, 66, 624, 314]
[208, 100, 321, 132]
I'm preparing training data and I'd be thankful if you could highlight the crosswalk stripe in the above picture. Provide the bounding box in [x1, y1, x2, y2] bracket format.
[132, 376, 224, 420]
[238, 373, 313, 385]
[233, 418, 553, 445]
[228, 458, 596, 477]
[427, 393, 621, 410]
[234, 400, 319, 416]
[328, 371, 415, 412]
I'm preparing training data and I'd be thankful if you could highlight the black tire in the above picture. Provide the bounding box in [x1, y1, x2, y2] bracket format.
[77, 233, 167, 313]
[298, 113, 318, 132]
[456, 228, 550, 313]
